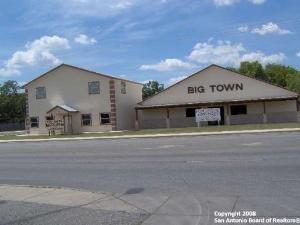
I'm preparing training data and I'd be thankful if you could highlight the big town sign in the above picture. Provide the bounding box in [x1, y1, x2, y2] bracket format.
[188, 83, 244, 94]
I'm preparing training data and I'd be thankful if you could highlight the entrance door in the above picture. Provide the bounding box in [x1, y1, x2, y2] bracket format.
[208, 106, 224, 125]
[64, 115, 72, 133]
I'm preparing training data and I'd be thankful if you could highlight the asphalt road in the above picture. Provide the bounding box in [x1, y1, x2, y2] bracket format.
[0, 132, 300, 224]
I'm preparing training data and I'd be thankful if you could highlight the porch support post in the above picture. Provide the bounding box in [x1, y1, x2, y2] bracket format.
[135, 109, 139, 130]
[263, 101, 267, 124]
[166, 108, 170, 128]
[225, 104, 231, 125]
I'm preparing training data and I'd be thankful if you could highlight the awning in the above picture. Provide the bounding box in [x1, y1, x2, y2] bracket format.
[135, 96, 298, 110]
[47, 105, 79, 114]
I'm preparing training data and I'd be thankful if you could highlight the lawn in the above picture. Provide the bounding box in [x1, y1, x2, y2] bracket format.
[0, 122, 299, 141]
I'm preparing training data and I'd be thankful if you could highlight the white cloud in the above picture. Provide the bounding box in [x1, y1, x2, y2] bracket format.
[240, 52, 286, 65]
[238, 26, 249, 32]
[167, 76, 187, 85]
[296, 51, 300, 58]
[249, 0, 265, 4]
[188, 41, 245, 65]
[140, 58, 195, 71]
[188, 40, 285, 66]
[213, 0, 239, 6]
[251, 22, 292, 35]
[74, 34, 97, 45]
[50, 0, 137, 18]
[0, 35, 70, 77]
[110, 1, 132, 9]
[139, 79, 154, 84]
[213, 0, 266, 6]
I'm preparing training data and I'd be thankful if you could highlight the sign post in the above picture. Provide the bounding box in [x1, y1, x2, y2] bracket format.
[195, 108, 221, 127]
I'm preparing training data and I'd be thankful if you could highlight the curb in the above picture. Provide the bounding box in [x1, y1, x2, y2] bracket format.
[0, 128, 300, 143]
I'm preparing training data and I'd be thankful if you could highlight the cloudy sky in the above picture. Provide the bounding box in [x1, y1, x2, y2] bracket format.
[0, 0, 299, 86]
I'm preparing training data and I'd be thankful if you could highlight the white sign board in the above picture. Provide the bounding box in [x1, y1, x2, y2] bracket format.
[195, 108, 221, 122]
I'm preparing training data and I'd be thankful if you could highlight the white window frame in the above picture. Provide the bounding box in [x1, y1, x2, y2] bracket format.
[100, 113, 111, 125]
[121, 81, 126, 94]
[88, 81, 100, 94]
[30, 117, 39, 128]
[81, 114, 92, 126]
[36, 87, 46, 99]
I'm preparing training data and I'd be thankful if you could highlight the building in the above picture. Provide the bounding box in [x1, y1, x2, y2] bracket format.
[23, 64, 142, 134]
[135, 64, 298, 129]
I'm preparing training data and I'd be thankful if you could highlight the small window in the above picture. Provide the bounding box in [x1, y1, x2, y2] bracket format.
[88, 81, 100, 94]
[36, 87, 46, 99]
[30, 117, 39, 128]
[46, 114, 54, 121]
[100, 113, 111, 124]
[81, 114, 92, 126]
[186, 108, 195, 117]
[231, 105, 247, 115]
[121, 81, 126, 94]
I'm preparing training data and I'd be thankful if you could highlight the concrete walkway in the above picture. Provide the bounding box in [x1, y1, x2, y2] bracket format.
[0, 185, 205, 225]
[0, 127, 300, 143]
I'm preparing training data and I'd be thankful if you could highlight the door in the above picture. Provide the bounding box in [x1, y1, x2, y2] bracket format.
[64, 115, 72, 133]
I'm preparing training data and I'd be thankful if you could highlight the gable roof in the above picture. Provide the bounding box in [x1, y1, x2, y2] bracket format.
[138, 64, 298, 105]
[47, 105, 79, 114]
[23, 63, 142, 88]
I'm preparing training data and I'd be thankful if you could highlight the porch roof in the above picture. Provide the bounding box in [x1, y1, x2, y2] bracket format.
[135, 96, 297, 110]
[47, 105, 79, 114]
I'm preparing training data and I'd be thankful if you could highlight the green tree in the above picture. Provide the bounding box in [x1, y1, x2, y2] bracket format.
[264, 64, 298, 88]
[286, 72, 300, 94]
[142, 80, 164, 100]
[0, 80, 26, 123]
[0, 80, 19, 95]
[239, 61, 266, 80]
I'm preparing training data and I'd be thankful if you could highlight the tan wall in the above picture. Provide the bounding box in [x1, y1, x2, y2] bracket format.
[141, 66, 297, 106]
[265, 100, 297, 112]
[115, 80, 143, 130]
[139, 100, 298, 129]
[26, 66, 142, 134]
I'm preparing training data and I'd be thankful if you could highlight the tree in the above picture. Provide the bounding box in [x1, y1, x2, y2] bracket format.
[0, 80, 19, 95]
[264, 64, 297, 88]
[239, 61, 266, 80]
[0, 80, 26, 123]
[142, 80, 164, 100]
[286, 72, 300, 94]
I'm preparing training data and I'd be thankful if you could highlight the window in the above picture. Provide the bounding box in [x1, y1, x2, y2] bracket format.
[81, 114, 92, 126]
[30, 117, 39, 128]
[36, 87, 46, 99]
[231, 105, 247, 115]
[88, 81, 100, 94]
[121, 81, 126, 94]
[186, 108, 195, 117]
[46, 114, 54, 121]
[100, 113, 111, 124]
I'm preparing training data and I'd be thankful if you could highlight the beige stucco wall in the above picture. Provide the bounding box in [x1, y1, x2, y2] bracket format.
[26, 65, 142, 134]
[138, 65, 298, 128]
[141, 66, 297, 106]
[139, 100, 298, 128]
[115, 80, 143, 130]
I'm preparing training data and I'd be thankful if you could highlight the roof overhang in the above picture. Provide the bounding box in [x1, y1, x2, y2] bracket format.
[135, 96, 298, 110]
[47, 105, 79, 114]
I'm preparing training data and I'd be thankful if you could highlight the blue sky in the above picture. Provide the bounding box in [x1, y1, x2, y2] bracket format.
[0, 0, 300, 86]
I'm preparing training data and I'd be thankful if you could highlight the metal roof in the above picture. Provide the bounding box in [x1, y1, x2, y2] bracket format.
[135, 96, 298, 109]
[47, 105, 79, 114]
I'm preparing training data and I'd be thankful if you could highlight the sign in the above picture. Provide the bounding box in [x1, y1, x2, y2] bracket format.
[188, 83, 243, 94]
[196, 108, 221, 122]
[45, 120, 64, 129]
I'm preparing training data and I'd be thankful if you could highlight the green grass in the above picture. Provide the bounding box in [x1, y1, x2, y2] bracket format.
[0, 122, 299, 141]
